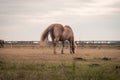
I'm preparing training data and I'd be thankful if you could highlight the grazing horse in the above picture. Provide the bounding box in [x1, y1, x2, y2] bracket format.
[0, 40, 4, 48]
[41, 23, 75, 54]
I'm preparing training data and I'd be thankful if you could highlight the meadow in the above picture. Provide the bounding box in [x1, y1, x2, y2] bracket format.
[0, 45, 120, 80]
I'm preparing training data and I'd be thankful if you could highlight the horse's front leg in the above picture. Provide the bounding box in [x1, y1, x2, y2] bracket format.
[70, 42, 74, 54]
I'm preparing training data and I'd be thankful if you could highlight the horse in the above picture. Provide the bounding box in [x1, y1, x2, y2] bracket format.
[0, 40, 4, 48]
[41, 23, 75, 54]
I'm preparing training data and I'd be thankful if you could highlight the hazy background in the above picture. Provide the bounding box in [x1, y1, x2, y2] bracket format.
[0, 0, 120, 41]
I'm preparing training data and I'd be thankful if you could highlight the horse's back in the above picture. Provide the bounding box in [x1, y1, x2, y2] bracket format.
[51, 24, 64, 37]
[62, 25, 74, 40]
[64, 25, 73, 33]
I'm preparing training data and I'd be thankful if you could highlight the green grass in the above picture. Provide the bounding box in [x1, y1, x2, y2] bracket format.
[0, 47, 120, 80]
[0, 60, 120, 80]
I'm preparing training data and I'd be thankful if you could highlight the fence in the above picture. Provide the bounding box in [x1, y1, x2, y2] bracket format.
[4, 40, 120, 48]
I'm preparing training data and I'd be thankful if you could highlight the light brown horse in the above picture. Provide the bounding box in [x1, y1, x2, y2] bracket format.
[41, 23, 75, 54]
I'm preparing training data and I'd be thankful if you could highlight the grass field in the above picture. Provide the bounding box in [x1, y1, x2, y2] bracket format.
[0, 46, 120, 80]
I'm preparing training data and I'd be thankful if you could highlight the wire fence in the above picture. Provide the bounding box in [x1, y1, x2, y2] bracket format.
[3, 41, 120, 49]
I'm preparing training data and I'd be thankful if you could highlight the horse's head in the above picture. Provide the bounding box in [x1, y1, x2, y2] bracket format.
[71, 42, 77, 54]
[74, 41, 78, 53]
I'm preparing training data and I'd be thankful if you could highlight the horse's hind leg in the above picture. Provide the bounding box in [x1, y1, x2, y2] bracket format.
[53, 42, 56, 54]
[70, 42, 73, 54]
[53, 38, 58, 54]
[61, 41, 64, 54]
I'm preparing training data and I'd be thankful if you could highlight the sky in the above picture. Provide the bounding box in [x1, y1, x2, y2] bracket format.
[0, 0, 120, 41]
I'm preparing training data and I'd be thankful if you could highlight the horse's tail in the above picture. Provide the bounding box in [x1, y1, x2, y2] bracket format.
[41, 25, 53, 41]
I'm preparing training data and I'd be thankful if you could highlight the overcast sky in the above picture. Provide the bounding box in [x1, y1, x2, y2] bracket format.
[0, 0, 120, 41]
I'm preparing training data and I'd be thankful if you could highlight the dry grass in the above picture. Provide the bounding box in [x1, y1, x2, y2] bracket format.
[0, 47, 120, 64]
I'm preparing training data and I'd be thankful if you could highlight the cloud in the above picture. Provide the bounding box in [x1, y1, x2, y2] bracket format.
[0, 0, 120, 19]
[62, 0, 120, 16]
[0, 0, 120, 40]
[0, 0, 120, 26]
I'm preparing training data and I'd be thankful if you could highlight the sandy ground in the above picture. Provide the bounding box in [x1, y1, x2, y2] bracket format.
[0, 48, 120, 64]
